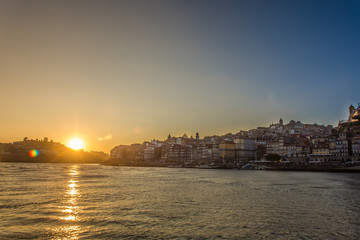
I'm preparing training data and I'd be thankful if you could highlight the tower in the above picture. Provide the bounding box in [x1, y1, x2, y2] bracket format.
[279, 118, 283, 125]
[349, 105, 355, 121]
[196, 132, 199, 141]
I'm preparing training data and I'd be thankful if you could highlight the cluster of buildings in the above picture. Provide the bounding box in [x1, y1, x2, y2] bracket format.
[110, 132, 257, 167]
[109, 104, 360, 167]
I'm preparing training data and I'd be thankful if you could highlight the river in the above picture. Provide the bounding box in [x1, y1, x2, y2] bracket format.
[1, 162, 360, 239]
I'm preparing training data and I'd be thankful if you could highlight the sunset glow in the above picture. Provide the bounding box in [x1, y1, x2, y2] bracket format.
[67, 138, 85, 150]
[0, 1, 359, 239]
[0, 1, 358, 153]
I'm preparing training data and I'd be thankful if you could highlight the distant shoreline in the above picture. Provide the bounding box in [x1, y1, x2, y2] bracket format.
[0, 159, 102, 164]
[3, 159, 360, 173]
[101, 159, 360, 172]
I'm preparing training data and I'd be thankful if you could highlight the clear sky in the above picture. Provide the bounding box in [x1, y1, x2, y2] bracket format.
[0, 0, 359, 153]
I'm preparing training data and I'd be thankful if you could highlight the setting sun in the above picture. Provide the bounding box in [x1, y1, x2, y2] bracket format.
[67, 138, 85, 150]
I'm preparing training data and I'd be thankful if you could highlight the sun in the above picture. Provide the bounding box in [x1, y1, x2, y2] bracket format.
[67, 138, 85, 150]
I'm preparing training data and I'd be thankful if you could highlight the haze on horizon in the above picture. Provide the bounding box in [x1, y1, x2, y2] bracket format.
[0, 0, 359, 153]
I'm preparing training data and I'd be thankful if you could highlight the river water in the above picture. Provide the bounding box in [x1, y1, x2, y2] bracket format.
[1, 162, 360, 239]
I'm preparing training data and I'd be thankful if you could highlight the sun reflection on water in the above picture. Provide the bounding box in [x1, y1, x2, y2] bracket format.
[69, 168, 79, 176]
[67, 188, 78, 196]
[50, 225, 81, 240]
[53, 165, 82, 239]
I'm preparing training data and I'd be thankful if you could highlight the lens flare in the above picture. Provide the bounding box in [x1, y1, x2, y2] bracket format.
[29, 149, 39, 157]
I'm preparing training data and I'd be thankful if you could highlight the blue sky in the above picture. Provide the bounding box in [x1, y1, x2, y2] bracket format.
[0, 0, 359, 151]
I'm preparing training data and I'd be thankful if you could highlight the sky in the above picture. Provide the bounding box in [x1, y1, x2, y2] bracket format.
[0, 0, 359, 153]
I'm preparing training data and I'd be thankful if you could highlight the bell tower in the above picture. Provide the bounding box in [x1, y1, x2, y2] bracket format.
[349, 105, 355, 121]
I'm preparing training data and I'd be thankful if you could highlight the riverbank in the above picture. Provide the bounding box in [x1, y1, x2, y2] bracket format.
[103, 159, 360, 172]
[260, 161, 360, 172]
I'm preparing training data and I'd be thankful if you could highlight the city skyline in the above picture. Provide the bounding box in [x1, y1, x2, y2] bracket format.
[1, 111, 348, 153]
[1, 0, 359, 153]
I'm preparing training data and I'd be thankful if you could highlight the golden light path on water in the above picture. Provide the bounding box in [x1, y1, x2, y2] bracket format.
[53, 165, 81, 239]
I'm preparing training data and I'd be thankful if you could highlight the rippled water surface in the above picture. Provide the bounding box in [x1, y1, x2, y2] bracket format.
[1, 162, 360, 239]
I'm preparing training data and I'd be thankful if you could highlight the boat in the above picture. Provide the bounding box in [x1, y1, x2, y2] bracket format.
[241, 163, 264, 170]
[198, 163, 220, 169]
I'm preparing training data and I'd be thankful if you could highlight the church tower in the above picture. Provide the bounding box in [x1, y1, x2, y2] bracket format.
[349, 105, 355, 121]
